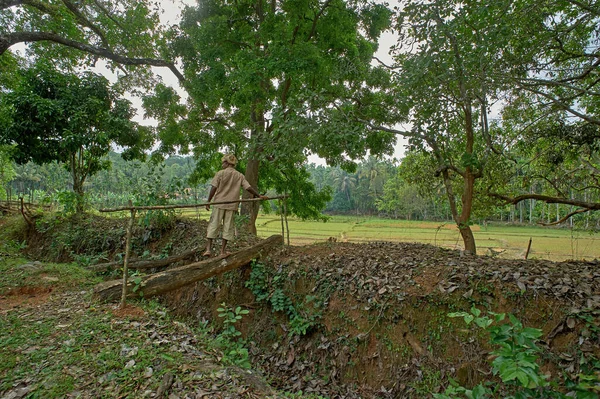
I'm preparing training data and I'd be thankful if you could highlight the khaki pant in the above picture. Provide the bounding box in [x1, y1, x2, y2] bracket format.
[207, 208, 235, 241]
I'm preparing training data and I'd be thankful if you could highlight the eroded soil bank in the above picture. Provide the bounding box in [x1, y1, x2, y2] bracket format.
[9, 214, 600, 398]
[158, 239, 599, 397]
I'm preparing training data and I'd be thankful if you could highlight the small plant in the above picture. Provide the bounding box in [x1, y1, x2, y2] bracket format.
[56, 190, 88, 215]
[434, 307, 600, 399]
[215, 303, 251, 368]
[245, 262, 323, 337]
[130, 270, 145, 297]
[0, 239, 27, 257]
[245, 260, 270, 302]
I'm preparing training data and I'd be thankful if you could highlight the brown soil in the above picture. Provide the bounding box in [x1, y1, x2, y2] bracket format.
[7, 214, 600, 398]
[0, 286, 53, 313]
[161, 239, 600, 398]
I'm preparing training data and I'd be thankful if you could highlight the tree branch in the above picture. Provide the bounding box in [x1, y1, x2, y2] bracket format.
[61, 0, 109, 48]
[516, 82, 600, 126]
[2, 0, 55, 13]
[91, 0, 127, 31]
[355, 118, 419, 138]
[308, 0, 334, 40]
[564, 0, 600, 17]
[0, 0, 20, 9]
[490, 192, 600, 210]
[372, 56, 397, 70]
[539, 207, 592, 226]
[0, 32, 185, 84]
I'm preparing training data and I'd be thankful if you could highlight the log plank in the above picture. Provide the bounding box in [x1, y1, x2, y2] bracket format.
[93, 235, 283, 301]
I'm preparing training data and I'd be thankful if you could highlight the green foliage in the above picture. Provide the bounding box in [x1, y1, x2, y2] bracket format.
[2, 0, 166, 89]
[1, 62, 153, 212]
[56, 190, 85, 216]
[434, 307, 599, 399]
[130, 271, 145, 297]
[133, 165, 180, 230]
[33, 214, 126, 262]
[215, 303, 251, 368]
[0, 145, 16, 200]
[0, 239, 26, 258]
[244, 261, 271, 302]
[246, 261, 323, 337]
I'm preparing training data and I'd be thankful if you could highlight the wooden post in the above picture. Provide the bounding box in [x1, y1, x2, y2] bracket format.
[283, 195, 290, 246]
[279, 198, 285, 243]
[525, 237, 532, 260]
[121, 200, 136, 308]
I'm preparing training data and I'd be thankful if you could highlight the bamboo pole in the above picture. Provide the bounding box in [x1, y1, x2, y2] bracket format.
[99, 196, 288, 213]
[121, 200, 136, 308]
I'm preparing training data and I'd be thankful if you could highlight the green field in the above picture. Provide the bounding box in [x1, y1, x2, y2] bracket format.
[176, 209, 599, 262]
[255, 214, 600, 262]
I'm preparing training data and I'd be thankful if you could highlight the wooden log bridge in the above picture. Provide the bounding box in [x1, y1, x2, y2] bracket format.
[93, 234, 283, 302]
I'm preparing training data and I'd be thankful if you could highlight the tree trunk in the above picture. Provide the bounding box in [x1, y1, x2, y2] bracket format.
[458, 172, 477, 254]
[93, 235, 283, 302]
[241, 158, 260, 235]
[71, 151, 85, 213]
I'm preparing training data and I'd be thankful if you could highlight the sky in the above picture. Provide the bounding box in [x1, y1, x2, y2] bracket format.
[124, 0, 409, 164]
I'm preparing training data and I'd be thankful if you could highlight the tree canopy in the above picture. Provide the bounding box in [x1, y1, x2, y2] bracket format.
[0, 62, 153, 210]
[0, 0, 183, 85]
[142, 0, 397, 231]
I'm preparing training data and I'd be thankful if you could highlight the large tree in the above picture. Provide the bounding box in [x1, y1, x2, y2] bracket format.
[359, 0, 520, 254]
[0, 63, 153, 211]
[143, 0, 396, 232]
[486, 0, 600, 218]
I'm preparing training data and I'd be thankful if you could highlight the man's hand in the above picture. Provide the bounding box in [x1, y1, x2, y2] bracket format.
[258, 195, 268, 200]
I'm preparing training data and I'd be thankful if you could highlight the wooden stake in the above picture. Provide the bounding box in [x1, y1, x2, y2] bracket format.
[283, 196, 290, 246]
[120, 200, 136, 308]
[525, 237, 532, 260]
[279, 198, 285, 243]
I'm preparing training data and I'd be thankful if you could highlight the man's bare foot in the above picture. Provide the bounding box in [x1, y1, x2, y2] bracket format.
[202, 251, 212, 257]
[219, 251, 231, 257]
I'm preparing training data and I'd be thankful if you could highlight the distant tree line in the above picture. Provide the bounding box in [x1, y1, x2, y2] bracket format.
[4, 150, 599, 229]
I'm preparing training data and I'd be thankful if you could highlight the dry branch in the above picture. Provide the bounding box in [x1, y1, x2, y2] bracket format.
[93, 235, 283, 302]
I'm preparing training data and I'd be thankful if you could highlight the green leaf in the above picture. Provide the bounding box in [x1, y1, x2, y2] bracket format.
[470, 306, 481, 317]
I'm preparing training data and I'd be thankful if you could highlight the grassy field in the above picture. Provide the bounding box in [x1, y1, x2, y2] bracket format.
[254, 214, 600, 262]
[175, 209, 600, 262]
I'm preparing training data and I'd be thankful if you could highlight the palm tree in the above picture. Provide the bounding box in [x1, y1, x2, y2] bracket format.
[332, 168, 357, 203]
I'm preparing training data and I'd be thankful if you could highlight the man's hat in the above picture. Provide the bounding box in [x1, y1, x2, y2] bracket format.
[222, 154, 237, 165]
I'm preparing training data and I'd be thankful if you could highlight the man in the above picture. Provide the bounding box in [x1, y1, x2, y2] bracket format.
[203, 154, 267, 257]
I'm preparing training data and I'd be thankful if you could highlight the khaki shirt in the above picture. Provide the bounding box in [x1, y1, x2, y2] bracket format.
[210, 167, 252, 210]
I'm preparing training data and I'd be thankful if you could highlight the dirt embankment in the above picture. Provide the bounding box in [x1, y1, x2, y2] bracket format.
[162, 242, 600, 397]
[14, 214, 600, 398]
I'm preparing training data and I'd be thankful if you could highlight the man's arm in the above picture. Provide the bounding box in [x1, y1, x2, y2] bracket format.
[246, 187, 268, 200]
[205, 186, 217, 211]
